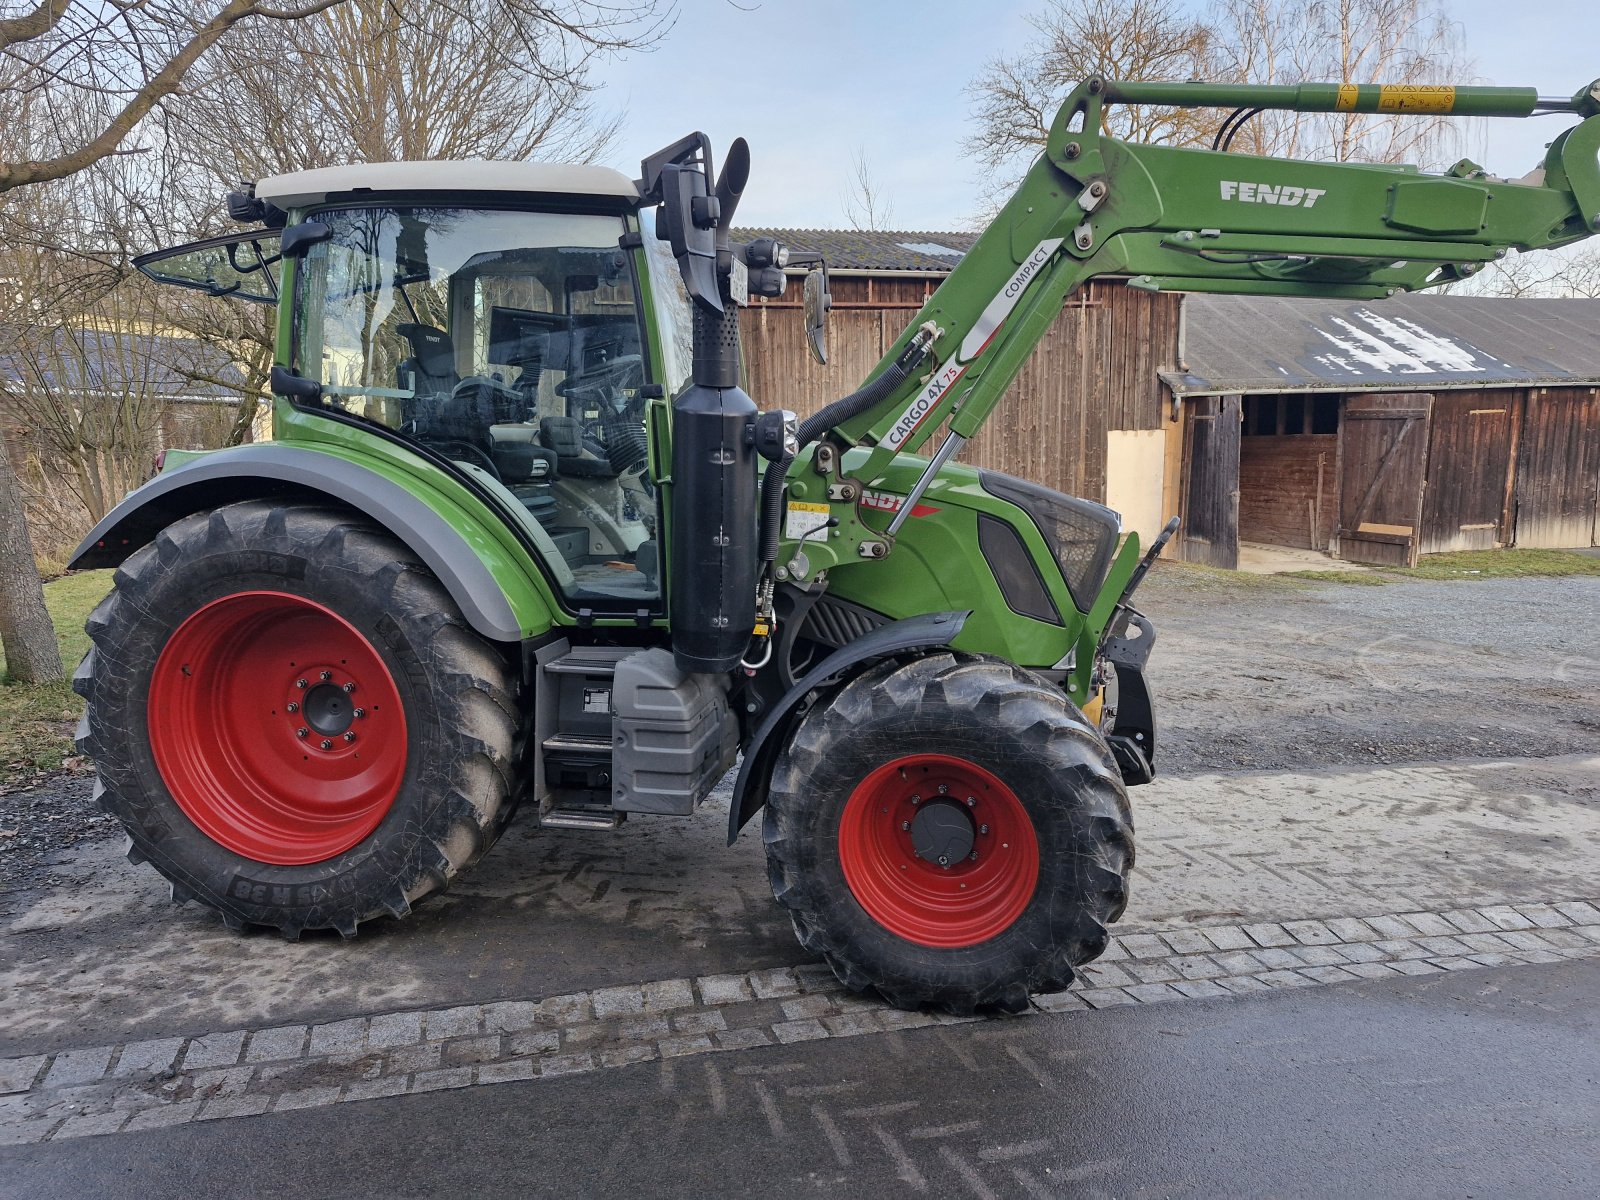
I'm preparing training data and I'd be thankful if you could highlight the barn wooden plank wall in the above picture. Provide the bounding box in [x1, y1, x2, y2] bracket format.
[741, 277, 1180, 503]
[1513, 387, 1600, 549]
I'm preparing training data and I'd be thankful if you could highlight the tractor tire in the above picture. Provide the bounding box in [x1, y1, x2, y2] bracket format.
[763, 652, 1133, 1014]
[74, 500, 520, 938]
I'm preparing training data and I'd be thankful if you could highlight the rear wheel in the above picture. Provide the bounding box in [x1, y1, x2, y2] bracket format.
[75, 500, 520, 937]
[764, 653, 1133, 1014]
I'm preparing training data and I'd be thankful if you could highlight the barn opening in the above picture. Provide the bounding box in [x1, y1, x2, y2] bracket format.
[1238, 393, 1341, 552]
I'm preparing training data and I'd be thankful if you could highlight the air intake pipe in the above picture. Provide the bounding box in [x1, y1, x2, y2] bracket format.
[666, 139, 760, 675]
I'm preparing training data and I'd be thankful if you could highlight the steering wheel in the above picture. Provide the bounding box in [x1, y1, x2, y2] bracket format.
[554, 354, 644, 398]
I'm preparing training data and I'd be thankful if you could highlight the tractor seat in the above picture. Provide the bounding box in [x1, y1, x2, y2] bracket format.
[396, 323, 459, 398]
[539, 416, 614, 478]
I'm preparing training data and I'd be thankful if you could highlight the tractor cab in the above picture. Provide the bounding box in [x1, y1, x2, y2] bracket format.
[138, 161, 699, 608]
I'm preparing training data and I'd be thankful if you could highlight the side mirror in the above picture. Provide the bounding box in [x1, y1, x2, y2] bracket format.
[803, 266, 832, 365]
[280, 220, 332, 258]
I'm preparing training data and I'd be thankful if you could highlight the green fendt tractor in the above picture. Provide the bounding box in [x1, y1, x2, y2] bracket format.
[74, 78, 1600, 1012]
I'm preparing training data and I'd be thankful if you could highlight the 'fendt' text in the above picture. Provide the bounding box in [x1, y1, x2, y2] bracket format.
[1219, 180, 1327, 208]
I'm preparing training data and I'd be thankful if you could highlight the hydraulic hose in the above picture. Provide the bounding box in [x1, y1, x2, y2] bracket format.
[757, 329, 936, 564]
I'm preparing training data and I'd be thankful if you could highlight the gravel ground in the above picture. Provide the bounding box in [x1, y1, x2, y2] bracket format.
[0, 771, 115, 894]
[3, 566, 1596, 898]
[1144, 567, 1600, 773]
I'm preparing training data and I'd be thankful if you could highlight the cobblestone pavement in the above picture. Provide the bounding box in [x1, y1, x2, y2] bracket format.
[4, 897, 1596, 1147]
[4, 752, 1596, 1056]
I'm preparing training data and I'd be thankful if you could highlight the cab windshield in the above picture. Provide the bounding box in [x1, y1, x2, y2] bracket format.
[293, 205, 659, 606]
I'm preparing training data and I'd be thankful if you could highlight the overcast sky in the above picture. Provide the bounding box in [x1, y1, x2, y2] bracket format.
[596, 0, 1599, 231]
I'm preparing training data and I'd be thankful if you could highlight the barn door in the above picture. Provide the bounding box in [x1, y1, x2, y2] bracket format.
[1513, 387, 1600, 549]
[1179, 394, 1240, 568]
[1420, 392, 1519, 554]
[1336, 393, 1433, 566]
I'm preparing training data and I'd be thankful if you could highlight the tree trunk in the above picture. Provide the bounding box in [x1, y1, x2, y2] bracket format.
[0, 429, 64, 683]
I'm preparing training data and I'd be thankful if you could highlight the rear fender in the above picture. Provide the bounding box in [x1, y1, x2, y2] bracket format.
[726, 610, 969, 844]
[69, 443, 549, 643]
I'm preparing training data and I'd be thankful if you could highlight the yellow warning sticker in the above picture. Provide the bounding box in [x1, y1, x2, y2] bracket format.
[1336, 83, 1359, 112]
[1376, 84, 1455, 113]
[785, 501, 830, 539]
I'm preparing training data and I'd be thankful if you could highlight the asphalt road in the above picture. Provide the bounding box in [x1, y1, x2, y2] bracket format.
[6, 958, 1596, 1199]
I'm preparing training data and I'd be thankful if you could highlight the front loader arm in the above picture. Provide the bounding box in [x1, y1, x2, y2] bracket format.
[780, 75, 1600, 579]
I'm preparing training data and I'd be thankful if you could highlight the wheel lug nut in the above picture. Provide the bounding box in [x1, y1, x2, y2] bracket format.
[965, 796, 976, 807]
[344, 732, 357, 743]
[936, 784, 948, 795]
[353, 708, 366, 719]
[910, 794, 921, 805]
[900, 821, 911, 832]
[937, 855, 950, 867]
[343, 682, 356, 693]
[969, 851, 979, 862]
[286, 702, 299, 713]
[295, 679, 307, 690]
[979, 824, 990, 835]
[320, 670, 332, 682]
[320, 739, 333, 750]
[296, 727, 309, 738]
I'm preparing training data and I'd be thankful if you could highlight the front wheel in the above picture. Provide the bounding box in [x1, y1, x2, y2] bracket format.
[75, 500, 520, 938]
[764, 653, 1134, 1014]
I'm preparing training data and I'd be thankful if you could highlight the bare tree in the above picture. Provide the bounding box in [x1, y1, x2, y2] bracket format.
[0, 425, 60, 681]
[843, 148, 896, 232]
[2, 298, 177, 529]
[1207, 0, 1472, 167]
[1454, 246, 1600, 299]
[965, 0, 1473, 213]
[165, 0, 637, 185]
[964, 0, 1218, 199]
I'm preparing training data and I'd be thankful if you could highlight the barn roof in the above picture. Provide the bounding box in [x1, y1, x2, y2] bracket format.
[733, 228, 977, 273]
[1165, 293, 1600, 395]
[0, 326, 246, 402]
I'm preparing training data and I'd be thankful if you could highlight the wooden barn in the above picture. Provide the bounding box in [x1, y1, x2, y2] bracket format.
[1165, 295, 1600, 566]
[734, 229, 1600, 568]
[735, 227, 1183, 548]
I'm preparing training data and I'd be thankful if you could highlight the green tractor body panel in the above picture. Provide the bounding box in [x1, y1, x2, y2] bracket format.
[265, 410, 564, 636]
[805, 450, 1140, 696]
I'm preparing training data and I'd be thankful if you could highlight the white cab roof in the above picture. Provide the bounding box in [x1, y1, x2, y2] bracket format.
[255, 161, 641, 208]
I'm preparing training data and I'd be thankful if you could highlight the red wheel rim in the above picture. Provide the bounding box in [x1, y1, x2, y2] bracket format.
[838, 753, 1039, 948]
[148, 591, 407, 865]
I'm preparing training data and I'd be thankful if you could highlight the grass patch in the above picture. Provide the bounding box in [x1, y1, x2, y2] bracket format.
[1406, 548, 1600, 580]
[1288, 549, 1599, 584]
[0, 569, 113, 780]
[1284, 569, 1390, 585]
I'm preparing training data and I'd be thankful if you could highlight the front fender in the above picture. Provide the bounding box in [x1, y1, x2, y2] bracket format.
[727, 610, 969, 844]
[70, 444, 545, 643]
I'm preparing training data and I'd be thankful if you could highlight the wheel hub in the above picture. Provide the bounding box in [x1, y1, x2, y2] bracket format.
[302, 681, 355, 737]
[909, 800, 975, 867]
